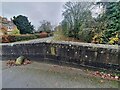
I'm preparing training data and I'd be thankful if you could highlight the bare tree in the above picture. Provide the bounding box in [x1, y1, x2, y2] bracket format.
[38, 20, 52, 33]
[62, 2, 93, 38]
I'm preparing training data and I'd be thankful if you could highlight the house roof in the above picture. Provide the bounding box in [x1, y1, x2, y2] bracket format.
[0, 16, 17, 30]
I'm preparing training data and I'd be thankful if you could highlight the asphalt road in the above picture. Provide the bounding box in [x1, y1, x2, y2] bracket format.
[2, 61, 119, 88]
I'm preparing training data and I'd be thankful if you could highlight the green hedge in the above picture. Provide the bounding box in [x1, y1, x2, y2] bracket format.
[2, 34, 48, 43]
[2, 32, 54, 43]
[14, 35, 37, 41]
[9, 35, 38, 42]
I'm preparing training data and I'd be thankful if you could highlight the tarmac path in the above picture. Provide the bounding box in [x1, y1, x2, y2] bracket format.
[2, 61, 119, 88]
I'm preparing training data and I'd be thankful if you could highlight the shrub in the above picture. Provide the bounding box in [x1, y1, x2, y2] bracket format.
[1, 35, 14, 43]
[92, 32, 119, 45]
[108, 34, 119, 45]
[1, 35, 37, 43]
[13, 35, 37, 42]
[1, 32, 50, 43]
[1, 35, 9, 43]
[92, 34, 103, 44]
[39, 32, 48, 38]
[78, 28, 94, 43]
[11, 27, 20, 35]
[34, 34, 41, 38]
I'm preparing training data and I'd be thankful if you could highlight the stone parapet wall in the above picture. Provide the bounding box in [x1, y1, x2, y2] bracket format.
[1, 41, 119, 71]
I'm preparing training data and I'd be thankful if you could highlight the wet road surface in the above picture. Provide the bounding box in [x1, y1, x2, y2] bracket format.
[2, 61, 119, 88]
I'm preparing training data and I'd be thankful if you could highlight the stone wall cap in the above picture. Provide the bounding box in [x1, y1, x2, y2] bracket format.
[0, 39, 118, 50]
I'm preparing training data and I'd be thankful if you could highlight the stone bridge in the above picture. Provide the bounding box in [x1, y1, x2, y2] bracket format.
[1, 37, 119, 72]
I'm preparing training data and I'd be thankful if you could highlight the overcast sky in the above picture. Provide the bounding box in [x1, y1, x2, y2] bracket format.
[1, 2, 102, 30]
[1, 2, 65, 29]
